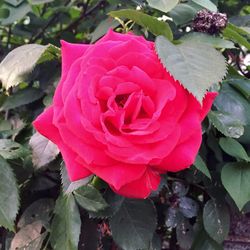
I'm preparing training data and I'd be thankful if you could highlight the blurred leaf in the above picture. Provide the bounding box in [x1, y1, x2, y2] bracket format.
[221, 162, 250, 210]
[0, 8, 9, 18]
[214, 83, 250, 125]
[74, 185, 108, 213]
[17, 199, 54, 228]
[50, 194, 81, 250]
[109, 9, 173, 41]
[156, 36, 227, 103]
[146, 0, 178, 13]
[191, 229, 224, 250]
[61, 164, 92, 194]
[110, 199, 157, 250]
[169, 3, 197, 25]
[91, 17, 120, 43]
[29, 0, 54, 5]
[228, 78, 250, 101]
[219, 137, 249, 161]
[203, 199, 230, 243]
[192, 0, 217, 12]
[172, 181, 189, 197]
[4, 0, 25, 7]
[165, 207, 183, 228]
[179, 197, 199, 218]
[0, 156, 19, 231]
[1, 88, 44, 110]
[222, 23, 250, 50]
[0, 44, 49, 89]
[0, 2, 31, 25]
[0, 139, 28, 159]
[176, 218, 195, 250]
[29, 132, 59, 169]
[208, 111, 244, 138]
[194, 154, 211, 179]
[180, 32, 235, 49]
[10, 221, 46, 250]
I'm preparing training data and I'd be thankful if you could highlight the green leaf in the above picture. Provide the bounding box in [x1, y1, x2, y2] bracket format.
[169, 4, 197, 26]
[1, 88, 44, 110]
[29, 132, 59, 169]
[29, 0, 54, 5]
[61, 164, 92, 194]
[214, 82, 250, 125]
[109, 9, 173, 41]
[221, 162, 250, 210]
[191, 0, 217, 12]
[0, 156, 19, 231]
[208, 111, 244, 138]
[0, 2, 31, 26]
[180, 32, 235, 49]
[0, 44, 50, 89]
[110, 199, 157, 250]
[36, 44, 61, 64]
[228, 78, 250, 101]
[194, 155, 211, 179]
[219, 137, 249, 161]
[203, 199, 230, 243]
[0, 8, 9, 18]
[50, 194, 81, 250]
[155, 36, 227, 103]
[0, 139, 28, 159]
[146, 0, 178, 13]
[222, 23, 250, 50]
[91, 17, 120, 43]
[74, 185, 108, 213]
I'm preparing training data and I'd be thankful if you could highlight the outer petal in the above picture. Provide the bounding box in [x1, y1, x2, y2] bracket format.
[33, 107, 91, 181]
[112, 169, 161, 198]
[200, 92, 218, 120]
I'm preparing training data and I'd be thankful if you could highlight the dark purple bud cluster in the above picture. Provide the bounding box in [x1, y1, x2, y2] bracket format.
[192, 9, 228, 34]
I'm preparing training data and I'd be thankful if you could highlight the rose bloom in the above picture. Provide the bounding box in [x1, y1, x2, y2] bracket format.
[33, 30, 217, 198]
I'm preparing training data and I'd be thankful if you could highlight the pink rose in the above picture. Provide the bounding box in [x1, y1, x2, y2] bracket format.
[33, 30, 217, 198]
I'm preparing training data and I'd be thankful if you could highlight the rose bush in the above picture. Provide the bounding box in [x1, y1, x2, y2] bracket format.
[33, 30, 217, 198]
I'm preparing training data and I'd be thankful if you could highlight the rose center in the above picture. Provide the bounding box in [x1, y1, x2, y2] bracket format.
[115, 94, 130, 108]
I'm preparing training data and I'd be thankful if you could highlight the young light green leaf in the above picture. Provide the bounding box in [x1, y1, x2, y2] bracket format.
[192, 0, 217, 12]
[203, 199, 230, 243]
[155, 36, 227, 103]
[208, 111, 244, 138]
[219, 137, 249, 161]
[29, 132, 59, 169]
[0, 44, 49, 89]
[74, 185, 108, 213]
[109, 9, 173, 41]
[180, 32, 235, 49]
[110, 199, 157, 250]
[146, 0, 178, 13]
[50, 194, 81, 250]
[194, 155, 211, 179]
[0, 156, 19, 231]
[221, 162, 250, 210]
[0, 139, 28, 159]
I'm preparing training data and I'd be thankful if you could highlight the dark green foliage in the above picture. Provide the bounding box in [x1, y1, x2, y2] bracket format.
[0, 0, 250, 249]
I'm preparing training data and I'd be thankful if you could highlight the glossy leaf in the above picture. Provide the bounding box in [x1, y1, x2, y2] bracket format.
[194, 154, 211, 179]
[146, 0, 178, 13]
[192, 0, 217, 12]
